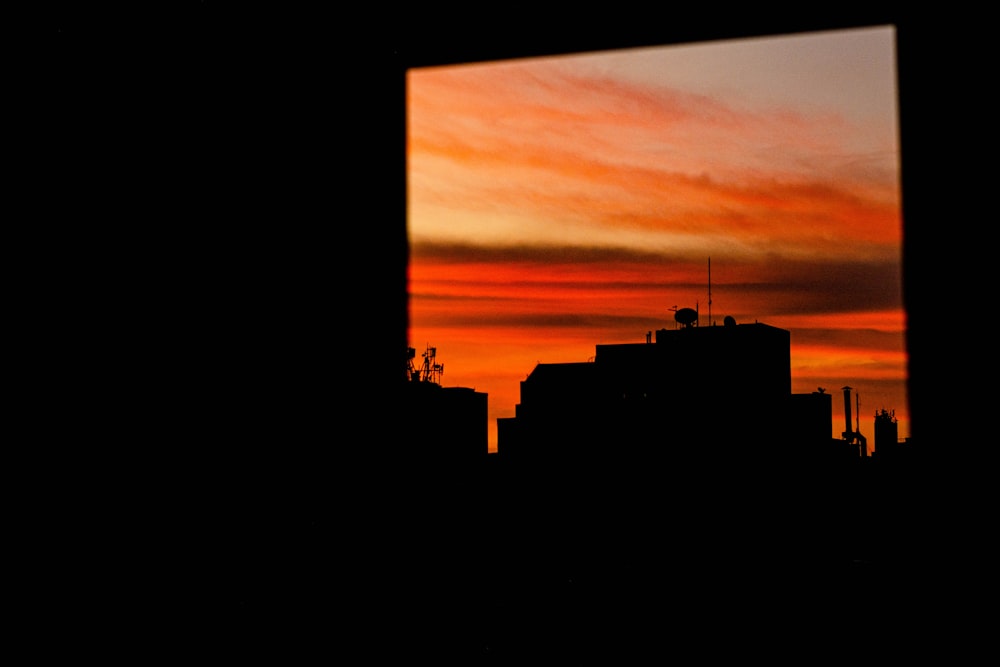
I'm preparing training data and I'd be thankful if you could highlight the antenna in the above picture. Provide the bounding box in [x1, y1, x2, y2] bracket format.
[855, 391, 860, 434]
[708, 257, 712, 326]
[418, 343, 444, 384]
[856, 390, 866, 457]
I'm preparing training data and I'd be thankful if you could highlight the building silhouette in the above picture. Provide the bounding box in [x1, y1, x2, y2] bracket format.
[498, 313, 859, 473]
[401, 344, 489, 471]
[874, 407, 900, 457]
[486, 310, 925, 587]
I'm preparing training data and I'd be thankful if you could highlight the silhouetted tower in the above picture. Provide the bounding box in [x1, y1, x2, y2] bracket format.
[874, 407, 899, 457]
[841, 386, 868, 457]
[403, 344, 489, 462]
[842, 386, 851, 436]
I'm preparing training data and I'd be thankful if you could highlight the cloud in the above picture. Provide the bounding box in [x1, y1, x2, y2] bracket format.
[410, 239, 684, 265]
[791, 326, 906, 353]
[417, 309, 666, 331]
[410, 239, 904, 350]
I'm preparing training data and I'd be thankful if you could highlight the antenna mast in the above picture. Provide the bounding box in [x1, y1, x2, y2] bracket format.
[708, 257, 712, 326]
[856, 390, 866, 457]
[415, 344, 444, 384]
[856, 391, 860, 434]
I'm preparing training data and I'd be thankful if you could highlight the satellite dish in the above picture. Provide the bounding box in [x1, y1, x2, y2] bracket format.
[674, 307, 698, 326]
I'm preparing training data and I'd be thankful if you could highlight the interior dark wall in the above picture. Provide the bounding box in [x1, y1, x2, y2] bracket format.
[39, 6, 983, 659]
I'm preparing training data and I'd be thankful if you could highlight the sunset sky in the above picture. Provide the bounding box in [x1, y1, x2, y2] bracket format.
[406, 25, 906, 454]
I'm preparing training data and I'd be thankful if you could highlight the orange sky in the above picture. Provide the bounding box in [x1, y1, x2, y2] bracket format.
[406, 26, 906, 453]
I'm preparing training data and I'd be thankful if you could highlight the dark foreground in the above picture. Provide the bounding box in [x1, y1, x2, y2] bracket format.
[176, 452, 969, 660]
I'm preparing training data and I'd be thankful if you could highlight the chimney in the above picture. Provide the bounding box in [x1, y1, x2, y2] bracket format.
[842, 386, 852, 439]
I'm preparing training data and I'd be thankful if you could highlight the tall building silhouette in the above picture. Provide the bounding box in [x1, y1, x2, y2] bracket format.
[873, 407, 900, 458]
[402, 345, 489, 470]
[497, 314, 841, 471]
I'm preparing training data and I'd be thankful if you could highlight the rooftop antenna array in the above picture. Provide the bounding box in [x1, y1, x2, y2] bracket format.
[420, 344, 444, 384]
[406, 343, 445, 384]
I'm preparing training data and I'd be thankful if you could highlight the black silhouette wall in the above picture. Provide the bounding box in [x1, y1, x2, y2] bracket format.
[401, 381, 489, 470]
[498, 321, 811, 470]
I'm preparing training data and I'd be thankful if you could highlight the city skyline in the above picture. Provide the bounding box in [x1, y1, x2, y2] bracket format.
[407, 25, 905, 453]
